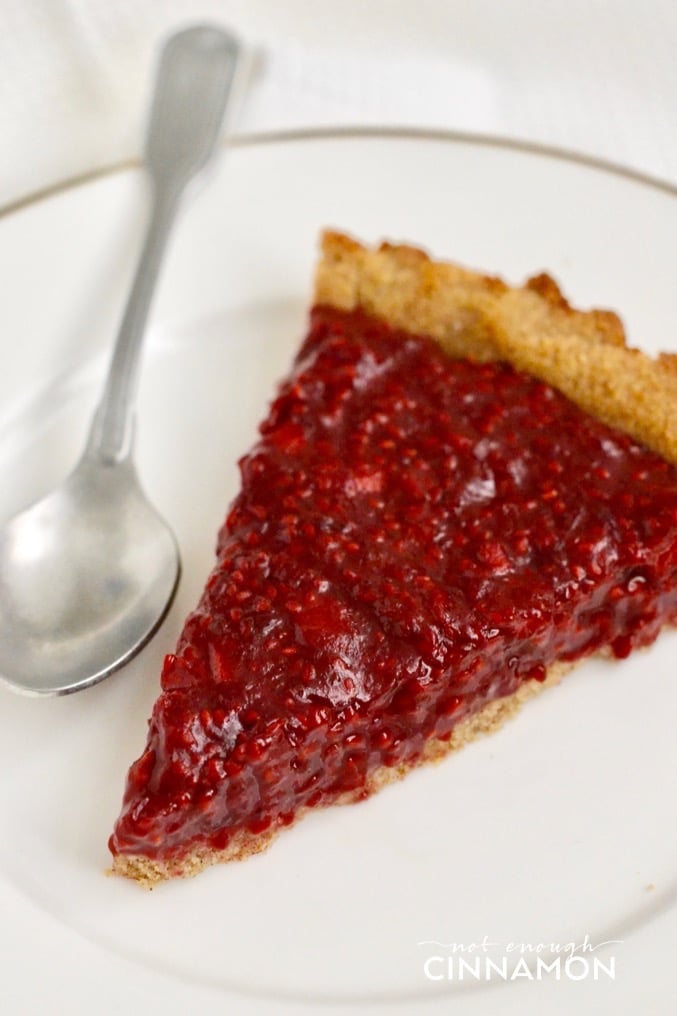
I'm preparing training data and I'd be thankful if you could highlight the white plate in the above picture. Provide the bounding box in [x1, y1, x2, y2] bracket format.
[0, 130, 675, 1016]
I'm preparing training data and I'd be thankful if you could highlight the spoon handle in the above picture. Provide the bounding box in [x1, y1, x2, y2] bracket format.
[86, 26, 241, 464]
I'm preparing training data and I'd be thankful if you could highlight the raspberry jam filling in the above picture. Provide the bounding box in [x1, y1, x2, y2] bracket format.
[110, 306, 677, 862]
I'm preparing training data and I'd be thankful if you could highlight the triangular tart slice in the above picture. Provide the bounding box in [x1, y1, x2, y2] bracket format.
[110, 231, 677, 885]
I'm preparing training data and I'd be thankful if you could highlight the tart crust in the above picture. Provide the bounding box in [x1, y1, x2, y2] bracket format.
[316, 231, 677, 466]
[111, 232, 676, 885]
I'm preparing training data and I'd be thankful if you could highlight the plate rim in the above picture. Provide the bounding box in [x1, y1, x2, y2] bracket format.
[2, 124, 675, 223]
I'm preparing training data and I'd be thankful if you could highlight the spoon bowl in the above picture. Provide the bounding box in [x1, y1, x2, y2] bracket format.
[0, 455, 180, 695]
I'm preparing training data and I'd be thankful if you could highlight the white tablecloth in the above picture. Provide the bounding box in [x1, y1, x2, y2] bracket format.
[2, 0, 676, 210]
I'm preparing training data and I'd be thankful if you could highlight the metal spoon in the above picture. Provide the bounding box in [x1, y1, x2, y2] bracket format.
[0, 25, 241, 696]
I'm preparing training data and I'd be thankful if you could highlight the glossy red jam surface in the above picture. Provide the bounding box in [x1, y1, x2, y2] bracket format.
[111, 307, 677, 861]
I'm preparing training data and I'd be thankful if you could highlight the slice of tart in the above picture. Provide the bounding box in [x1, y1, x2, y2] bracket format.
[109, 231, 677, 886]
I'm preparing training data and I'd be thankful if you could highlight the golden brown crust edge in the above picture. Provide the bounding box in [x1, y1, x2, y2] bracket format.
[314, 230, 677, 466]
[110, 664, 570, 888]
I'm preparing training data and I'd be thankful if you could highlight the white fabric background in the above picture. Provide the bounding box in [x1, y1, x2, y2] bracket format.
[1, 0, 676, 210]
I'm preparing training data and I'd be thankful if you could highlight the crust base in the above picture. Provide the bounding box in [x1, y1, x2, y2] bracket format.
[111, 664, 570, 887]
